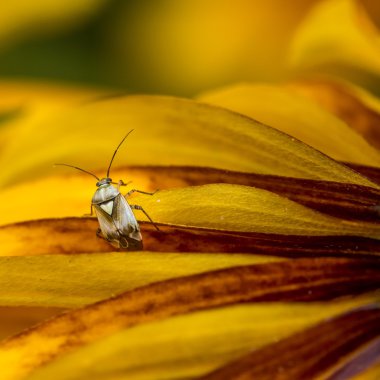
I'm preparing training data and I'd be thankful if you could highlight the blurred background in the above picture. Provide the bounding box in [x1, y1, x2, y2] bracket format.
[1, 0, 380, 97]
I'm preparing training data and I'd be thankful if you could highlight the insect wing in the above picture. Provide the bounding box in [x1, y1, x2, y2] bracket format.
[94, 194, 142, 250]
[113, 194, 142, 241]
[94, 205, 119, 244]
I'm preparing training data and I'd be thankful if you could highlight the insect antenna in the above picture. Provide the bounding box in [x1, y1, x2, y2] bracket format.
[54, 163, 100, 181]
[106, 129, 134, 178]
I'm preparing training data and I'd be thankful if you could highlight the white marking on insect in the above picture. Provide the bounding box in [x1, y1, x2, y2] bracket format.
[55, 130, 159, 251]
[100, 200, 114, 215]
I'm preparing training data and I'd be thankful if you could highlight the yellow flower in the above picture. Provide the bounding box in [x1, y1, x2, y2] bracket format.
[0, 79, 379, 379]
[1, 1, 380, 379]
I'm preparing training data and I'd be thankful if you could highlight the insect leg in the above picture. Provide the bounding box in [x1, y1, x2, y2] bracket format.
[83, 204, 95, 217]
[130, 204, 160, 231]
[112, 180, 132, 191]
[126, 189, 158, 197]
[96, 228, 105, 239]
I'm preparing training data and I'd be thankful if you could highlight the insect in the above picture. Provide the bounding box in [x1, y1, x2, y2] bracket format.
[56, 130, 158, 250]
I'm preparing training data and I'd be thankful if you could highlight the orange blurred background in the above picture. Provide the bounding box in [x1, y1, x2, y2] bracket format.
[0, 0, 380, 96]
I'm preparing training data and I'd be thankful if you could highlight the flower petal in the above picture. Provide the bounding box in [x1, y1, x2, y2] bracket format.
[198, 83, 380, 166]
[134, 184, 380, 238]
[0, 80, 106, 156]
[287, 79, 380, 150]
[0, 307, 65, 341]
[2, 166, 380, 227]
[110, 166, 380, 227]
[24, 302, 380, 380]
[3, 183, 380, 243]
[202, 305, 380, 380]
[0, 259, 378, 379]
[2, 218, 380, 257]
[0, 252, 280, 307]
[0, 95, 375, 187]
[288, 0, 380, 82]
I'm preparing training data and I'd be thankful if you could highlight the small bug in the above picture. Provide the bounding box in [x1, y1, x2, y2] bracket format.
[56, 130, 158, 250]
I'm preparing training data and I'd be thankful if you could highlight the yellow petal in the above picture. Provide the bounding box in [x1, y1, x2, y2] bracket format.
[288, 0, 380, 80]
[0, 307, 65, 341]
[0, 252, 280, 307]
[287, 78, 380, 150]
[0, 80, 106, 151]
[0, 95, 376, 188]
[3, 217, 380, 258]
[135, 184, 380, 238]
[0, 80, 104, 111]
[1, 298, 375, 380]
[1, 258, 377, 380]
[2, 182, 380, 239]
[201, 305, 380, 380]
[198, 82, 380, 166]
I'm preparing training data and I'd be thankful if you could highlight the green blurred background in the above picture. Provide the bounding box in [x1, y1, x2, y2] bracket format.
[1, 0, 380, 96]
